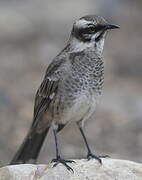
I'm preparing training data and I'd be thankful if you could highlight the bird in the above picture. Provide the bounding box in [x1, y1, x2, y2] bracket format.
[10, 15, 119, 171]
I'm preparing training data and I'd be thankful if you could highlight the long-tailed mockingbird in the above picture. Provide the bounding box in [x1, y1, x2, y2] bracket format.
[10, 15, 119, 171]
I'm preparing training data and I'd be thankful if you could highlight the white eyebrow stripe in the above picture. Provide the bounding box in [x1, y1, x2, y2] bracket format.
[75, 19, 92, 28]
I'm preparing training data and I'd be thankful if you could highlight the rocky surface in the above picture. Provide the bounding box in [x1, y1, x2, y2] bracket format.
[0, 159, 142, 180]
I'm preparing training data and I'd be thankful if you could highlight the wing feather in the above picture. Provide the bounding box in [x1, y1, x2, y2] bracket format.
[32, 57, 65, 127]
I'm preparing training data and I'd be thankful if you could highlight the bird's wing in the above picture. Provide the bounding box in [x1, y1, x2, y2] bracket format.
[32, 57, 66, 127]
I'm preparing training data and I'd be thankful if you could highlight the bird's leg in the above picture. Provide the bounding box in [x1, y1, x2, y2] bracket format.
[77, 122, 108, 164]
[51, 127, 75, 172]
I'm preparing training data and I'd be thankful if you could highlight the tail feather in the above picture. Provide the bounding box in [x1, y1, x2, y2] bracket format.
[10, 127, 50, 165]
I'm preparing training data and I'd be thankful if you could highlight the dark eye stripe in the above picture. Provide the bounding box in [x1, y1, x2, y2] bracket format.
[94, 25, 105, 32]
[79, 27, 94, 34]
[80, 24, 104, 34]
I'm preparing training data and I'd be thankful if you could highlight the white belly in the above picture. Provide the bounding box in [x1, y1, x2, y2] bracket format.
[60, 92, 98, 124]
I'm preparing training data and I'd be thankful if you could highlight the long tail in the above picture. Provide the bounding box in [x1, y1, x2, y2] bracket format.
[10, 127, 50, 165]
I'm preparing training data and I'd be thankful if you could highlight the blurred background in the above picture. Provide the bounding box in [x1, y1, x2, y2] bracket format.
[0, 0, 142, 166]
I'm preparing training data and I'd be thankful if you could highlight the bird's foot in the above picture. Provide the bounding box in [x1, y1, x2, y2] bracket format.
[87, 152, 102, 164]
[99, 155, 110, 158]
[51, 156, 75, 172]
[87, 152, 110, 164]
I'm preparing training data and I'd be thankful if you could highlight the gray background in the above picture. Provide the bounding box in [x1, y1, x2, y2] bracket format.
[0, 0, 142, 166]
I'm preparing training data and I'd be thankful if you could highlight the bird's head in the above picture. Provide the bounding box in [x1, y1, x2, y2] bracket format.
[70, 15, 119, 55]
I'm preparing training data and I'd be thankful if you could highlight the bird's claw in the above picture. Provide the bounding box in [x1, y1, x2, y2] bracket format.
[99, 155, 110, 158]
[87, 153, 110, 164]
[51, 157, 74, 172]
[87, 153, 102, 164]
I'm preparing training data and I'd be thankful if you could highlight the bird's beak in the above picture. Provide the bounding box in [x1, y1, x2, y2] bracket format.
[104, 24, 120, 30]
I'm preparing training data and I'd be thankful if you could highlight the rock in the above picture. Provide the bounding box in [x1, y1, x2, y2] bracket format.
[0, 158, 142, 180]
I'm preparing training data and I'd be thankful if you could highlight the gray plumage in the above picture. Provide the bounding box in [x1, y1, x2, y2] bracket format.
[10, 15, 119, 168]
[34, 47, 104, 132]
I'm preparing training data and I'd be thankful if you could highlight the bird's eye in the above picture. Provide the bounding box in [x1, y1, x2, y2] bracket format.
[88, 26, 95, 32]
[87, 25, 104, 33]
